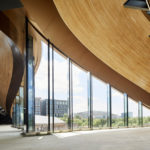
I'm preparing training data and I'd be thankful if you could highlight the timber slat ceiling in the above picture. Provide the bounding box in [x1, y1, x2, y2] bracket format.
[54, 0, 150, 93]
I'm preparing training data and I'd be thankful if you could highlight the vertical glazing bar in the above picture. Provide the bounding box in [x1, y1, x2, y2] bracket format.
[25, 17, 35, 133]
[12, 103, 15, 127]
[141, 103, 143, 127]
[18, 95, 21, 128]
[107, 84, 112, 128]
[19, 87, 24, 129]
[15, 98, 17, 127]
[138, 101, 140, 126]
[138, 101, 143, 127]
[68, 58, 73, 131]
[52, 44, 54, 133]
[124, 93, 128, 127]
[48, 40, 50, 132]
[88, 72, 93, 129]
[25, 17, 29, 132]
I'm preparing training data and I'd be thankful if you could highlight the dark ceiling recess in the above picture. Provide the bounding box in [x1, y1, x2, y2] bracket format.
[0, 0, 23, 11]
[124, 0, 150, 11]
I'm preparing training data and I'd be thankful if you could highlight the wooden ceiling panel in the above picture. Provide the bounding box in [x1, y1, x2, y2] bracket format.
[54, 0, 150, 93]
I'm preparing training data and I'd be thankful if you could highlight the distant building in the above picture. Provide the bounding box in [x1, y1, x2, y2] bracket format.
[35, 98, 68, 117]
[76, 111, 119, 119]
[121, 112, 133, 118]
[35, 97, 41, 115]
[35, 115, 66, 132]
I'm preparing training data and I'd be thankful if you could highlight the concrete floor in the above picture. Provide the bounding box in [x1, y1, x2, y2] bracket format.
[0, 125, 150, 150]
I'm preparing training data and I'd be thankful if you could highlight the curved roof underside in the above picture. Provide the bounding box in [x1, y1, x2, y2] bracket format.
[54, 0, 150, 93]
[20, 0, 150, 107]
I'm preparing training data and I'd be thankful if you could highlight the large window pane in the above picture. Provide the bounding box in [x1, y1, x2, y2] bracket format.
[19, 87, 24, 129]
[53, 49, 68, 132]
[143, 105, 150, 127]
[27, 36, 35, 132]
[16, 96, 20, 128]
[128, 97, 138, 127]
[111, 88, 124, 128]
[35, 41, 48, 132]
[73, 64, 88, 130]
[92, 76, 107, 129]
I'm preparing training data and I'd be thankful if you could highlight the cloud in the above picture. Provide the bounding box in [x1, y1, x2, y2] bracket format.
[112, 90, 123, 97]
[73, 96, 88, 113]
[35, 42, 85, 100]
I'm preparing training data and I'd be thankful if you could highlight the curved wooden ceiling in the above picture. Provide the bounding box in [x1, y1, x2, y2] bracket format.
[54, 0, 150, 93]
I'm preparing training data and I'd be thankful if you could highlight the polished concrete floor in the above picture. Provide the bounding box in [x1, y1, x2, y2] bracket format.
[0, 125, 150, 150]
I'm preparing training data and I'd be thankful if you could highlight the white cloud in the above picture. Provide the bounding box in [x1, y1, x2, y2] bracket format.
[35, 42, 84, 100]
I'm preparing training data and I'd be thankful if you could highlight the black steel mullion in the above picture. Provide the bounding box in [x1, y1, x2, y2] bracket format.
[52, 44, 54, 133]
[138, 101, 143, 127]
[127, 94, 128, 127]
[141, 103, 143, 127]
[48, 40, 50, 132]
[138, 101, 140, 126]
[25, 16, 29, 133]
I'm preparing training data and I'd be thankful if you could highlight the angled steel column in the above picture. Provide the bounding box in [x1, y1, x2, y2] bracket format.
[88, 72, 93, 129]
[124, 93, 128, 127]
[48, 40, 50, 132]
[107, 84, 112, 128]
[68, 58, 73, 131]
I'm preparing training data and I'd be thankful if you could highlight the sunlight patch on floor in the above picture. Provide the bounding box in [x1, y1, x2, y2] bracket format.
[54, 127, 150, 138]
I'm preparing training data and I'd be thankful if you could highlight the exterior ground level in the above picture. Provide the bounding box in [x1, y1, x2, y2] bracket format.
[1, 125, 150, 150]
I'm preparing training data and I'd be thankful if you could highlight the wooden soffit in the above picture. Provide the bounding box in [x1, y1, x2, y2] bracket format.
[54, 0, 150, 93]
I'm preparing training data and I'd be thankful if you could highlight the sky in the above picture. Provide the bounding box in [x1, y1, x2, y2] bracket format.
[34, 41, 150, 116]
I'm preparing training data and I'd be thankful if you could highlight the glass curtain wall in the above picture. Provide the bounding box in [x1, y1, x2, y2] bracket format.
[128, 97, 139, 127]
[53, 49, 69, 132]
[25, 19, 150, 133]
[34, 41, 48, 132]
[72, 63, 88, 130]
[92, 76, 107, 129]
[143, 105, 150, 126]
[111, 88, 124, 128]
